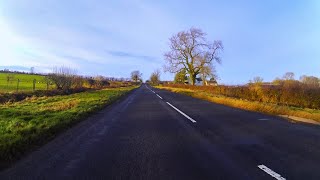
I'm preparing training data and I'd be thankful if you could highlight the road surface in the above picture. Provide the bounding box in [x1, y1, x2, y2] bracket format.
[1, 84, 320, 180]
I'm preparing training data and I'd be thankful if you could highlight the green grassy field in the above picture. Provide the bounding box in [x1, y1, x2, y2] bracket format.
[0, 86, 136, 163]
[0, 73, 53, 92]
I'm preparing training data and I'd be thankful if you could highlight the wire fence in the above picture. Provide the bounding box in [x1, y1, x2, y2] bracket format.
[0, 78, 55, 92]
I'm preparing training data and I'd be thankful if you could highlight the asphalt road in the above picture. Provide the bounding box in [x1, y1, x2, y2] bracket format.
[1, 84, 320, 180]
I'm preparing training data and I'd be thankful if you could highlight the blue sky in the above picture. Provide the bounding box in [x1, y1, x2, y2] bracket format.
[0, 0, 319, 84]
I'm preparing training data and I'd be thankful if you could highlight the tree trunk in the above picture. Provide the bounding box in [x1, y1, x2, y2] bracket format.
[190, 74, 196, 85]
[202, 75, 207, 86]
[202, 79, 208, 86]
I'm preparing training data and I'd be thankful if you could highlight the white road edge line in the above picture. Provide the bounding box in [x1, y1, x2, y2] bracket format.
[156, 94, 163, 99]
[166, 102, 196, 123]
[258, 165, 286, 180]
[146, 85, 157, 96]
[145, 85, 154, 93]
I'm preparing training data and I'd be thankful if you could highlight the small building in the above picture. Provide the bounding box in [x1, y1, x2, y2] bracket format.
[207, 79, 218, 86]
[185, 75, 203, 85]
[194, 78, 202, 86]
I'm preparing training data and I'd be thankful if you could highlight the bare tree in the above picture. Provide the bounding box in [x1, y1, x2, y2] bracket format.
[72, 75, 85, 89]
[283, 72, 295, 80]
[164, 27, 223, 85]
[252, 76, 264, 84]
[94, 75, 110, 88]
[47, 67, 76, 90]
[150, 69, 161, 85]
[131, 70, 142, 82]
[300, 75, 319, 88]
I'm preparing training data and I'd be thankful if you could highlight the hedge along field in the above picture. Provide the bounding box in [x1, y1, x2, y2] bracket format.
[156, 85, 320, 122]
[161, 83, 320, 109]
[0, 86, 137, 164]
[0, 73, 54, 92]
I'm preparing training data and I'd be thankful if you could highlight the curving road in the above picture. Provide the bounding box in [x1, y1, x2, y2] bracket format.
[1, 84, 320, 180]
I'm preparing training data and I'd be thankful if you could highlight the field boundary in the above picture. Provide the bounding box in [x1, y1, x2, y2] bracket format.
[0, 88, 89, 104]
[156, 86, 320, 124]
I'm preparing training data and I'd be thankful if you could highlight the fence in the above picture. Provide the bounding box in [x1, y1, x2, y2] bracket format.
[0, 78, 55, 92]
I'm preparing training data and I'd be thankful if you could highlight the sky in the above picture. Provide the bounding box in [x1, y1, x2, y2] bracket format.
[0, 0, 319, 84]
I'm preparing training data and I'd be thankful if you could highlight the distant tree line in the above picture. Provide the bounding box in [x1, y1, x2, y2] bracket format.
[0, 67, 136, 91]
[46, 67, 139, 90]
[0, 69, 43, 76]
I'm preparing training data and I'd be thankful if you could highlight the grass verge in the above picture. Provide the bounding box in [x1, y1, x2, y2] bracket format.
[0, 88, 89, 104]
[0, 86, 137, 164]
[156, 86, 320, 123]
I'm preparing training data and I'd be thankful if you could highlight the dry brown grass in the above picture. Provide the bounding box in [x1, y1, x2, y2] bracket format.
[40, 99, 80, 111]
[157, 86, 320, 122]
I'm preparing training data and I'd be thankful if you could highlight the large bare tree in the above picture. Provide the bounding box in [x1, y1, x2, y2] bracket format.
[164, 27, 223, 85]
[131, 70, 142, 82]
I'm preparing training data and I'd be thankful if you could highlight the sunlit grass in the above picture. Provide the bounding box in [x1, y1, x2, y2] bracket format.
[0, 86, 137, 161]
[0, 73, 53, 92]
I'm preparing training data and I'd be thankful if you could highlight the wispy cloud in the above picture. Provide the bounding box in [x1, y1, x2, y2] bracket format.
[0, 0, 176, 79]
[107, 50, 157, 61]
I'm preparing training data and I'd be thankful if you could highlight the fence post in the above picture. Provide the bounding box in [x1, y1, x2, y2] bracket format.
[7, 77, 9, 89]
[33, 79, 36, 91]
[17, 79, 20, 92]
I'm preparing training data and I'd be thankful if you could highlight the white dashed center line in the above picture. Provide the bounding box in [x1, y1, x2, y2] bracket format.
[156, 94, 163, 99]
[146, 85, 196, 123]
[166, 102, 197, 123]
[147, 85, 286, 180]
[258, 118, 270, 121]
[258, 165, 286, 180]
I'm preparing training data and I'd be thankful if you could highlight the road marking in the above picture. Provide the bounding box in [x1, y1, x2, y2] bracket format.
[258, 118, 269, 121]
[166, 102, 196, 123]
[145, 85, 159, 98]
[156, 94, 163, 99]
[258, 165, 286, 180]
[145, 85, 151, 90]
[145, 85, 155, 93]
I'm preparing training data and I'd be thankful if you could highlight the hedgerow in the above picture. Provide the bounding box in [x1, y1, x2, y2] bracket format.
[162, 81, 320, 109]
